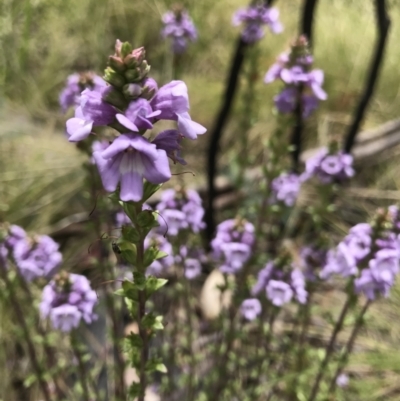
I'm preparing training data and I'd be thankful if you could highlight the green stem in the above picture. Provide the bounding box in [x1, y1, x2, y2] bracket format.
[136, 235, 148, 401]
[71, 332, 90, 401]
[0, 268, 52, 401]
[327, 300, 371, 396]
[308, 297, 351, 401]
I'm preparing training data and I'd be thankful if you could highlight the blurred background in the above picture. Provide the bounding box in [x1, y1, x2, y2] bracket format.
[2, 0, 400, 399]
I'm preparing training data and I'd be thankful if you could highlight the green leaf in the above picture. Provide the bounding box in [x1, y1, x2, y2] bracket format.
[143, 182, 162, 202]
[143, 247, 168, 268]
[114, 288, 125, 297]
[146, 358, 168, 373]
[122, 280, 139, 301]
[121, 42, 133, 58]
[133, 271, 146, 290]
[126, 332, 143, 349]
[142, 313, 164, 331]
[137, 210, 156, 227]
[118, 240, 137, 264]
[122, 201, 140, 224]
[122, 225, 140, 243]
[129, 382, 141, 398]
[23, 374, 37, 387]
[145, 276, 168, 298]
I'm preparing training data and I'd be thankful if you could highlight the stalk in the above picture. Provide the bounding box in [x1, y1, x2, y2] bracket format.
[327, 300, 371, 395]
[71, 331, 90, 401]
[0, 267, 52, 401]
[308, 297, 351, 401]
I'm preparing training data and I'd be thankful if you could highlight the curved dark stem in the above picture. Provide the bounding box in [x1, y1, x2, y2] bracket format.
[205, 0, 275, 243]
[301, 0, 318, 45]
[343, 0, 390, 153]
[290, 0, 319, 171]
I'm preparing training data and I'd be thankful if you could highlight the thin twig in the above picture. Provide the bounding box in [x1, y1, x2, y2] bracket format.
[343, 0, 390, 153]
[328, 300, 371, 395]
[205, 0, 275, 241]
[0, 267, 52, 401]
[308, 297, 351, 401]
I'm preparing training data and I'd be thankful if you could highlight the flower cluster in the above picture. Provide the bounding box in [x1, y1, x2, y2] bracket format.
[304, 147, 354, 183]
[270, 172, 303, 207]
[40, 272, 98, 332]
[232, 3, 283, 44]
[252, 261, 308, 307]
[65, 40, 206, 202]
[176, 246, 206, 280]
[211, 218, 255, 274]
[0, 224, 62, 282]
[161, 7, 197, 54]
[318, 209, 400, 300]
[240, 298, 262, 321]
[299, 245, 328, 281]
[156, 188, 205, 236]
[59, 72, 106, 113]
[264, 36, 327, 118]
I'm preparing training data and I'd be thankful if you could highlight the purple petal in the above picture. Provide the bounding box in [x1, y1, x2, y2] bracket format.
[142, 149, 171, 184]
[120, 171, 143, 202]
[93, 151, 121, 192]
[66, 118, 93, 142]
[177, 113, 207, 139]
[116, 114, 139, 132]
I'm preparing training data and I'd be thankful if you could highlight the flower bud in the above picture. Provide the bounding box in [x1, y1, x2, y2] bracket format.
[124, 47, 146, 68]
[103, 87, 128, 110]
[115, 39, 123, 57]
[122, 83, 142, 99]
[104, 67, 126, 88]
[121, 42, 133, 59]
[124, 67, 141, 82]
[141, 77, 158, 100]
[108, 55, 126, 72]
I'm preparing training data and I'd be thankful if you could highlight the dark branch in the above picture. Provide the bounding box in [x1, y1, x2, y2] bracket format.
[290, 0, 319, 171]
[205, 0, 276, 242]
[343, 0, 391, 153]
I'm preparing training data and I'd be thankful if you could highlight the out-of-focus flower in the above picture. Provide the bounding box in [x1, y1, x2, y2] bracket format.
[40, 272, 97, 332]
[240, 298, 262, 320]
[336, 373, 349, 388]
[270, 172, 302, 207]
[233, 4, 283, 44]
[145, 233, 174, 276]
[320, 243, 358, 280]
[13, 235, 62, 281]
[303, 148, 354, 183]
[162, 8, 197, 54]
[266, 280, 293, 306]
[157, 188, 205, 236]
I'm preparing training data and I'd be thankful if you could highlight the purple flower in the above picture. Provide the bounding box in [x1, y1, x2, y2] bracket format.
[300, 246, 327, 280]
[369, 249, 399, 285]
[66, 88, 117, 142]
[291, 269, 308, 304]
[40, 273, 97, 332]
[354, 269, 390, 300]
[251, 262, 274, 296]
[240, 298, 262, 320]
[280, 66, 309, 85]
[219, 242, 251, 274]
[59, 73, 106, 113]
[274, 87, 297, 114]
[304, 148, 354, 183]
[13, 235, 62, 281]
[162, 9, 197, 54]
[93, 134, 171, 202]
[156, 189, 205, 235]
[343, 223, 372, 262]
[266, 280, 293, 307]
[306, 70, 327, 100]
[264, 53, 289, 84]
[116, 98, 161, 132]
[271, 172, 302, 206]
[211, 218, 254, 273]
[152, 130, 186, 165]
[336, 373, 349, 388]
[320, 243, 358, 280]
[184, 258, 202, 280]
[150, 80, 206, 140]
[233, 5, 283, 44]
